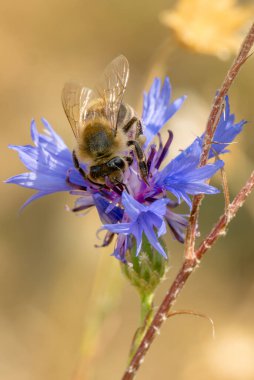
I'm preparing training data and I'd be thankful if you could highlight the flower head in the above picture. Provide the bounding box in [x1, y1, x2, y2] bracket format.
[6, 77, 246, 263]
[6, 118, 84, 208]
[102, 192, 169, 259]
[142, 77, 186, 147]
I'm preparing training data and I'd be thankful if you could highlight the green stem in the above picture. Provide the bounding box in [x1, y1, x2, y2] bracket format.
[128, 292, 154, 363]
[140, 292, 154, 325]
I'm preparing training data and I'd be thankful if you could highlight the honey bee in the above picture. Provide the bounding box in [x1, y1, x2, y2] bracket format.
[62, 55, 148, 186]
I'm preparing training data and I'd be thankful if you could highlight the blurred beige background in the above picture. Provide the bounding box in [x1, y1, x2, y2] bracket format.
[1, 1, 254, 379]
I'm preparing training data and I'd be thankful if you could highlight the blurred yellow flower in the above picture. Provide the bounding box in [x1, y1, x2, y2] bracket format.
[160, 0, 253, 59]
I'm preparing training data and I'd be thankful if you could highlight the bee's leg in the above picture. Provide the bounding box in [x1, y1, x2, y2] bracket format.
[135, 119, 144, 138]
[123, 118, 146, 146]
[123, 117, 144, 136]
[127, 140, 149, 184]
[123, 117, 139, 133]
[72, 150, 87, 181]
[72, 151, 108, 189]
[134, 119, 147, 145]
[123, 155, 133, 167]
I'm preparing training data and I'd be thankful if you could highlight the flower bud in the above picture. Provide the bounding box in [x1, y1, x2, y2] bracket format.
[121, 235, 168, 296]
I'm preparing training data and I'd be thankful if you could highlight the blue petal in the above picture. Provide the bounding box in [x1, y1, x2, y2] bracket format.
[159, 140, 202, 180]
[210, 97, 246, 157]
[148, 197, 169, 217]
[142, 77, 186, 147]
[73, 195, 94, 211]
[142, 216, 167, 258]
[182, 160, 224, 180]
[31, 120, 39, 146]
[102, 222, 131, 234]
[93, 194, 123, 224]
[113, 235, 128, 262]
[165, 209, 188, 243]
[102, 195, 169, 260]
[131, 223, 143, 256]
[181, 96, 246, 160]
[6, 172, 71, 192]
[41, 118, 67, 150]
[155, 138, 224, 205]
[122, 191, 145, 219]
[6, 120, 86, 207]
[20, 191, 54, 210]
[157, 219, 167, 237]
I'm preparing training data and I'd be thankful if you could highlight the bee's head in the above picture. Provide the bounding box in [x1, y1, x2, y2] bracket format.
[107, 156, 125, 184]
[89, 165, 103, 181]
[106, 156, 125, 171]
[89, 156, 126, 185]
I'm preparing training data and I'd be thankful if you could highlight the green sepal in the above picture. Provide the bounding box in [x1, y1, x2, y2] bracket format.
[121, 235, 168, 362]
[121, 234, 168, 296]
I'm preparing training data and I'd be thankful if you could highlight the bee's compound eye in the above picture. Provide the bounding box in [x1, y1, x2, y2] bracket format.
[107, 157, 125, 170]
[90, 165, 102, 179]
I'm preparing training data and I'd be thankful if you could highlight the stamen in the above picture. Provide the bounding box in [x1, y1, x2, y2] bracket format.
[147, 145, 157, 174]
[95, 231, 115, 248]
[155, 130, 173, 169]
[157, 132, 163, 152]
[114, 180, 130, 194]
[112, 186, 123, 195]
[71, 204, 93, 213]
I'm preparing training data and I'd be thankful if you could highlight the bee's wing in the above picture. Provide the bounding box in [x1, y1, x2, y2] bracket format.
[96, 55, 129, 133]
[62, 83, 94, 138]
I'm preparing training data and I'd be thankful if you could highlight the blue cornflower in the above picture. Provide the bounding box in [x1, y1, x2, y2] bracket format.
[6, 77, 246, 262]
[102, 192, 169, 259]
[152, 140, 224, 207]
[142, 77, 186, 147]
[6, 118, 85, 208]
[182, 96, 247, 160]
[210, 96, 246, 157]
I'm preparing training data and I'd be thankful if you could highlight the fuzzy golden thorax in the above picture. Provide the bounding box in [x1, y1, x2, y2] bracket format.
[77, 119, 127, 164]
